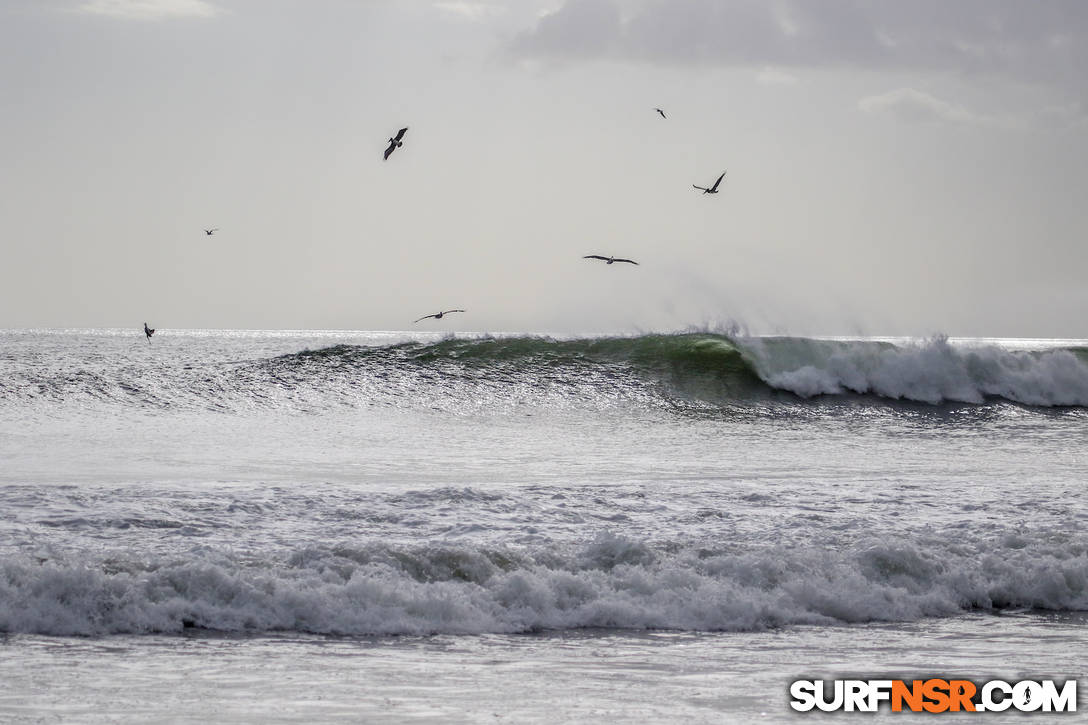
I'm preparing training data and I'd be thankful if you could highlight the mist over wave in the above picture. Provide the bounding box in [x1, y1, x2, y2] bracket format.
[3, 332, 1086, 412]
[3, 528, 1086, 636]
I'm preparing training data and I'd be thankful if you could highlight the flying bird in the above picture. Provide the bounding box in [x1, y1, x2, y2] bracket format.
[654, 108, 667, 119]
[204, 228, 218, 236]
[143, 322, 155, 343]
[583, 255, 638, 266]
[414, 309, 465, 323]
[384, 127, 409, 160]
[693, 172, 726, 194]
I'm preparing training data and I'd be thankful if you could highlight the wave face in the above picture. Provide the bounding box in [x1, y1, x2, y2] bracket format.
[2, 529, 1086, 636]
[2, 332, 1087, 412]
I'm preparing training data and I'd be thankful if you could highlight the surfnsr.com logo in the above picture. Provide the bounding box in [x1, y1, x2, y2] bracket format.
[789, 679, 1077, 713]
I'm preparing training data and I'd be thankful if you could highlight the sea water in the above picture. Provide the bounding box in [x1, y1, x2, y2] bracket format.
[1, 329, 1086, 722]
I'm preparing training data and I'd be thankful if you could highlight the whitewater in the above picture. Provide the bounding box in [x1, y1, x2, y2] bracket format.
[2, 328, 1086, 722]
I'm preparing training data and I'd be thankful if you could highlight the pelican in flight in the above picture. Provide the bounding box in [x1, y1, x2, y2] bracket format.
[693, 172, 725, 194]
[584, 255, 638, 266]
[204, 228, 218, 236]
[654, 108, 667, 119]
[414, 309, 465, 323]
[384, 127, 409, 160]
[143, 322, 155, 343]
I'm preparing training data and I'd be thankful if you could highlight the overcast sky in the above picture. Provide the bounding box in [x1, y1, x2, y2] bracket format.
[2, 0, 1086, 336]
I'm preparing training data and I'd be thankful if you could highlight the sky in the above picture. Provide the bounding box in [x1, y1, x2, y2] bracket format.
[1, 0, 1086, 336]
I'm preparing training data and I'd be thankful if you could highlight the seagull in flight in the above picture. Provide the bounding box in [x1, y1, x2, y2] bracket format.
[654, 108, 667, 119]
[384, 127, 409, 160]
[204, 228, 219, 236]
[583, 255, 638, 266]
[693, 172, 726, 194]
[414, 309, 465, 323]
[143, 322, 155, 343]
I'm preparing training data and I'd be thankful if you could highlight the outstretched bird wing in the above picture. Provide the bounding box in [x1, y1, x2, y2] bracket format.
[443, 309, 466, 315]
[613, 258, 639, 265]
[655, 108, 666, 119]
[583, 255, 610, 261]
[394, 127, 408, 142]
[710, 171, 726, 191]
[692, 185, 708, 192]
[384, 141, 397, 160]
[413, 313, 438, 323]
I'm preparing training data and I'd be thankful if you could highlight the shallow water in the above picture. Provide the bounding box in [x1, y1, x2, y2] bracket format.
[2, 614, 1085, 723]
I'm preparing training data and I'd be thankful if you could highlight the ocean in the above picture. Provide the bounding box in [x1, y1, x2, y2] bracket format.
[1, 328, 1086, 722]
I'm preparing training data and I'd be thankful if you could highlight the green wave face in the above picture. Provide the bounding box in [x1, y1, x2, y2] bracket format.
[289, 332, 770, 404]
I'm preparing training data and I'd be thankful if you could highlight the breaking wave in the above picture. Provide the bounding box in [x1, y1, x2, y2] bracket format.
[2, 529, 1086, 636]
[3, 333, 1087, 411]
[742, 335, 1088, 406]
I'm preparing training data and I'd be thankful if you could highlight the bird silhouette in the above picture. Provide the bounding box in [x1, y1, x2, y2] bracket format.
[583, 255, 639, 265]
[693, 171, 726, 194]
[384, 127, 409, 160]
[654, 108, 667, 119]
[143, 322, 155, 343]
[414, 309, 465, 323]
[204, 228, 218, 236]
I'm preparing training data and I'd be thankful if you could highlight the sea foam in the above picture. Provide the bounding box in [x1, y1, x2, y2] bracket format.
[2, 530, 1085, 636]
[741, 336, 1088, 406]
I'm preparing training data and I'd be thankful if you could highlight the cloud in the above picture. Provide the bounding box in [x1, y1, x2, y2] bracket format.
[857, 88, 991, 126]
[74, 0, 221, 21]
[514, 0, 621, 58]
[510, 0, 1088, 87]
[755, 67, 797, 85]
[858, 88, 1088, 131]
[433, 2, 507, 22]
[1034, 101, 1088, 129]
